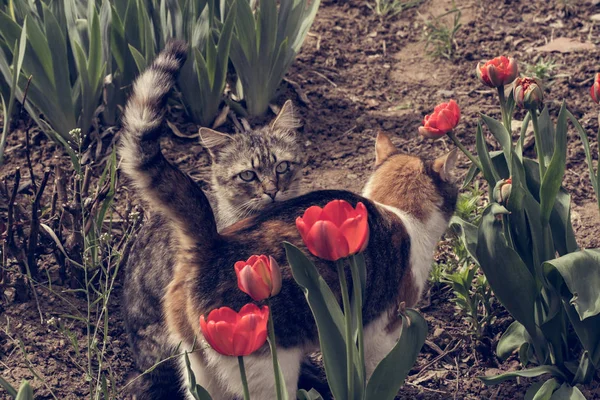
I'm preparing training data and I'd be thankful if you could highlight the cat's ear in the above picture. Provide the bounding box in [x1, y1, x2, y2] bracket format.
[199, 128, 233, 158]
[433, 148, 458, 182]
[375, 131, 397, 166]
[270, 100, 301, 132]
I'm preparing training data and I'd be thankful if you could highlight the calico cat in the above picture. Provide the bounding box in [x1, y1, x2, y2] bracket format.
[120, 41, 305, 398]
[121, 40, 458, 399]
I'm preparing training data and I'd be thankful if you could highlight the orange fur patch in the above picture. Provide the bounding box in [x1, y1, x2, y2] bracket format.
[368, 155, 440, 222]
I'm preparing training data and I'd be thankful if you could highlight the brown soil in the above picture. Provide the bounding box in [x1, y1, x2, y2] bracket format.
[2, 0, 600, 399]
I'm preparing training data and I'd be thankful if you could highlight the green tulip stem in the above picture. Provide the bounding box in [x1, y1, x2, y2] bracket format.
[497, 86, 512, 134]
[238, 356, 251, 400]
[266, 299, 284, 400]
[350, 255, 365, 386]
[447, 131, 482, 171]
[336, 259, 354, 395]
[529, 110, 547, 178]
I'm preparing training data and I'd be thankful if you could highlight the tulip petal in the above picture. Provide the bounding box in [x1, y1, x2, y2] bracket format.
[212, 320, 236, 355]
[306, 220, 350, 261]
[269, 256, 282, 296]
[322, 200, 354, 228]
[239, 265, 270, 301]
[208, 306, 238, 324]
[339, 215, 369, 254]
[300, 206, 324, 229]
[419, 126, 444, 139]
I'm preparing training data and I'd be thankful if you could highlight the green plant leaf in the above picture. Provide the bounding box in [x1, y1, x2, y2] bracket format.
[479, 365, 567, 385]
[0, 376, 17, 398]
[537, 106, 556, 168]
[497, 321, 530, 361]
[184, 352, 213, 400]
[549, 383, 585, 400]
[365, 309, 427, 399]
[296, 389, 324, 400]
[572, 351, 594, 385]
[449, 216, 478, 264]
[526, 378, 560, 400]
[15, 381, 33, 400]
[475, 204, 540, 342]
[543, 249, 600, 320]
[539, 102, 567, 225]
[481, 113, 512, 173]
[284, 242, 348, 400]
[128, 44, 148, 73]
[476, 121, 499, 186]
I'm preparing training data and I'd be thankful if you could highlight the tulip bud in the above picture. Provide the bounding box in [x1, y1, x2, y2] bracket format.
[590, 73, 600, 104]
[514, 77, 543, 110]
[476, 56, 518, 88]
[493, 178, 512, 204]
[235, 255, 282, 301]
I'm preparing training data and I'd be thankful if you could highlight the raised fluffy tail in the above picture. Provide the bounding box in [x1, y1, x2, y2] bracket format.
[120, 40, 218, 244]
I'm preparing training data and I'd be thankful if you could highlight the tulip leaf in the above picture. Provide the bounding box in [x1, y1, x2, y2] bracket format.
[14, 381, 33, 400]
[475, 204, 540, 342]
[479, 365, 567, 385]
[537, 106, 556, 168]
[284, 242, 348, 400]
[476, 121, 499, 187]
[543, 249, 600, 321]
[549, 383, 586, 400]
[365, 309, 427, 400]
[566, 110, 600, 210]
[481, 113, 512, 173]
[525, 378, 560, 400]
[572, 351, 594, 385]
[497, 321, 530, 361]
[539, 102, 568, 225]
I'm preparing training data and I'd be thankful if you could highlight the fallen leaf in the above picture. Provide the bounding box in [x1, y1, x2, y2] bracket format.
[537, 37, 596, 53]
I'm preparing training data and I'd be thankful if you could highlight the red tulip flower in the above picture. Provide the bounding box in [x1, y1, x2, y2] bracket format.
[476, 56, 518, 88]
[235, 255, 282, 301]
[418, 100, 461, 139]
[200, 304, 269, 356]
[296, 200, 369, 261]
[590, 73, 600, 104]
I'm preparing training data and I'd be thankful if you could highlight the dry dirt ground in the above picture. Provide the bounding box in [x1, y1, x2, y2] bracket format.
[2, 0, 600, 399]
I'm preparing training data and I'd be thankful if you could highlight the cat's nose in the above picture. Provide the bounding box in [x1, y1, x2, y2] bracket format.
[264, 188, 278, 201]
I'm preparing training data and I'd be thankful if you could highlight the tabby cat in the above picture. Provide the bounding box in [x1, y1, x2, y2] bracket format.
[121, 41, 305, 398]
[121, 41, 458, 399]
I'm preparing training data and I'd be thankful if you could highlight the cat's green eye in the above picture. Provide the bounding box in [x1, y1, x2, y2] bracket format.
[276, 161, 290, 174]
[239, 170, 257, 182]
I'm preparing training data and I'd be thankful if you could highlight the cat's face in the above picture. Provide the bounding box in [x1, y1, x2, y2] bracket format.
[201, 101, 303, 223]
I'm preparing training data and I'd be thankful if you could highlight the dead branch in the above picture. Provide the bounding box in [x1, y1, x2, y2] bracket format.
[26, 168, 50, 277]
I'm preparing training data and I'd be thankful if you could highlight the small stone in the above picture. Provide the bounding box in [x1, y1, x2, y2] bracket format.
[437, 89, 455, 98]
[433, 327, 445, 338]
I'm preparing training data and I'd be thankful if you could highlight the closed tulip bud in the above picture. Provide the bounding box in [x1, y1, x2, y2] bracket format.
[200, 304, 269, 356]
[296, 200, 369, 261]
[514, 77, 543, 110]
[235, 255, 282, 301]
[493, 178, 512, 204]
[418, 100, 461, 139]
[590, 73, 600, 104]
[476, 56, 518, 88]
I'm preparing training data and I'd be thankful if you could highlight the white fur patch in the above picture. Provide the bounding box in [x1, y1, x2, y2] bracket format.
[178, 339, 303, 400]
[363, 310, 402, 379]
[376, 203, 448, 298]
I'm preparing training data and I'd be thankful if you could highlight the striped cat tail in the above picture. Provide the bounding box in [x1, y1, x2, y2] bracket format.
[120, 40, 219, 244]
